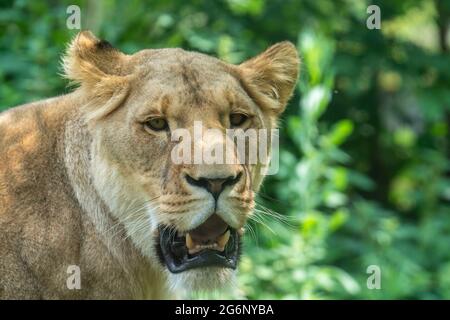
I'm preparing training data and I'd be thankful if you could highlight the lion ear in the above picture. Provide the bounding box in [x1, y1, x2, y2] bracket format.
[238, 42, 300, 115]
[62, 31, 129, 95]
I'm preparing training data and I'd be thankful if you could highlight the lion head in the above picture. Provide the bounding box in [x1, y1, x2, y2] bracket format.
[63, 31, 299, 293]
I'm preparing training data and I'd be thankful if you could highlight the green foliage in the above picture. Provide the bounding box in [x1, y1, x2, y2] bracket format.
[1, 0, 449, 299]
[237, 30, 360, 299]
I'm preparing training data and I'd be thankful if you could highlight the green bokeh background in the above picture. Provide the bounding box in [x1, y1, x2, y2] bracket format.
[1, 0, 449, 299]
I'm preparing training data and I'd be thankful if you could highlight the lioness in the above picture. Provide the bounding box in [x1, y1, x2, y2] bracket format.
[0, 31, 299, 299]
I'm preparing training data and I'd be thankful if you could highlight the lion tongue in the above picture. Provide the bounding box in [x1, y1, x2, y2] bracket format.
[184, 214, 230, 254]
[186, 230, 230, 254]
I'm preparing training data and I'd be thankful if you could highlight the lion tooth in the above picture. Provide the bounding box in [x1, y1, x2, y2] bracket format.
[186, 233, 194, 250]
[216, 230, 230, 250]
[237, 228, 244, 236]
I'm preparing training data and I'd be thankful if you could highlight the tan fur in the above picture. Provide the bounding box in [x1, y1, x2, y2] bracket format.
[0, 31, 299, 299]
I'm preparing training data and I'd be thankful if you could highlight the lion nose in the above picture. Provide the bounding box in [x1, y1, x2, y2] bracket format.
[185, 172, 242, 200]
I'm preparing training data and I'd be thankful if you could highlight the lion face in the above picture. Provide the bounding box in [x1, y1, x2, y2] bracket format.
[64, 31, 299, 292]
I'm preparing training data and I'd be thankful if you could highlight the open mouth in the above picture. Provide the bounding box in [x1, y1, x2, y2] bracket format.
[157, 214, 240, 273]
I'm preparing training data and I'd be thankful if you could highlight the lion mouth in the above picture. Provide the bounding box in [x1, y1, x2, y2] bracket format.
[157, 214, 240, 273]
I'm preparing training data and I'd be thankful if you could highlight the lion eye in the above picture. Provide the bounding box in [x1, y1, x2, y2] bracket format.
[230, 113, 249, 127]
[145, 117, 169, 132]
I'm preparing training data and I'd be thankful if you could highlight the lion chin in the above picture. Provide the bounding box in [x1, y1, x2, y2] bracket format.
[168, 267, 237, 294]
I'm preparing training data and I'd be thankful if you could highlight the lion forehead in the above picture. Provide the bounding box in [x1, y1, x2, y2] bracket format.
[126, 58, 253, 121]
